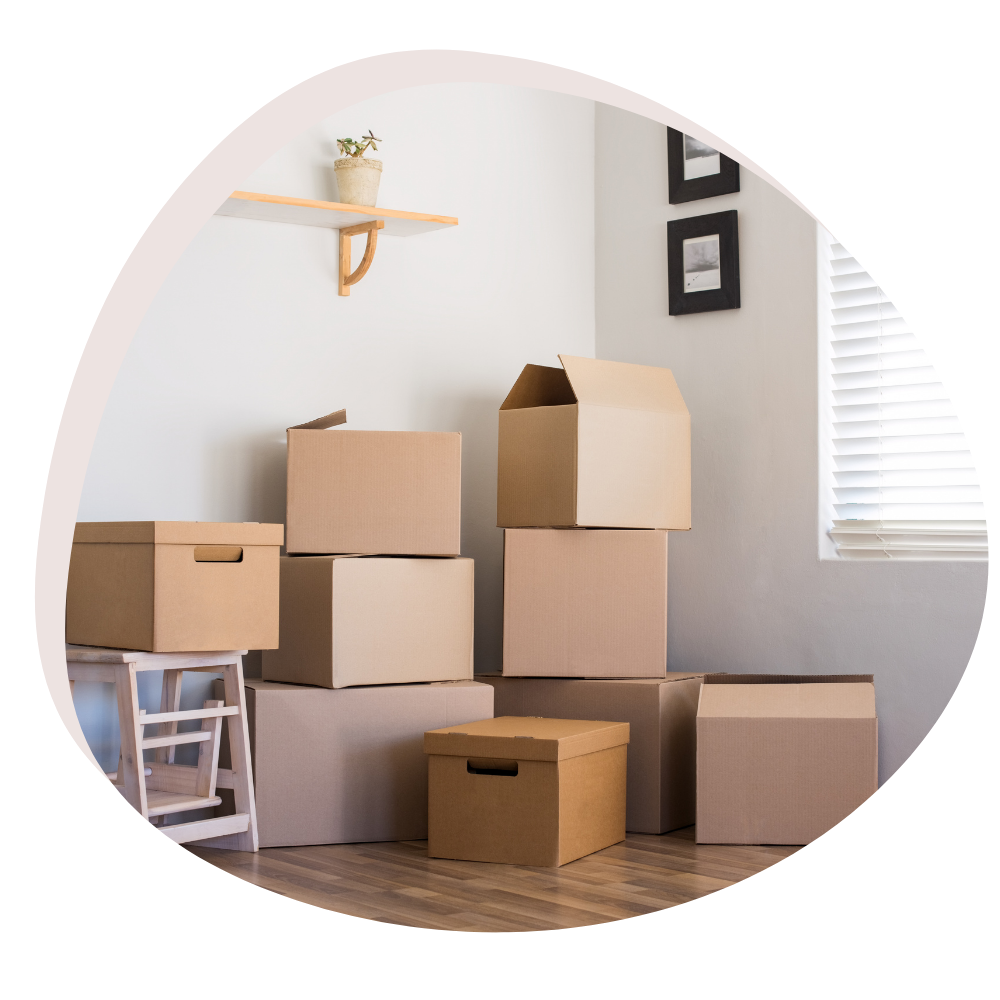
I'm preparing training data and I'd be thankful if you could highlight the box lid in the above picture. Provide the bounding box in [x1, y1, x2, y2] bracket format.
[73, 522, 284, 545]
[424, 715, 630, 761]
[287, 408, 347, 431]
[699, 674, 876, 720]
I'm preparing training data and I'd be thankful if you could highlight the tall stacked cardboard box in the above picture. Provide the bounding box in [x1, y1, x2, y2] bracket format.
[482, 355, 701, 835]
[240, 408, 493, 848]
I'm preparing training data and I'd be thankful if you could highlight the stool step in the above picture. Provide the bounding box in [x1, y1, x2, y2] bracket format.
[146, 790, 223, 818]
[142, 730, 212, 750]
[159, 812, 251, 845]
[140, 705, 240, 726]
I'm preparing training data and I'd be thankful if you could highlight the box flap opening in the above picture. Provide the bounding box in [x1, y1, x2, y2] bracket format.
[703, 673, 874, 685]
[558, 355, 688, 414]
[288, 408, 348, 431]
[500, 365, 577, 411]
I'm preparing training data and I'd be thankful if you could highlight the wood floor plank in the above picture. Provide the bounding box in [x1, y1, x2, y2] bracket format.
[186, 827, 798, 932]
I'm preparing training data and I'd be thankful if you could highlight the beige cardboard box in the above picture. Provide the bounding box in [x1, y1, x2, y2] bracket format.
[481, 673, 704, 833]
[285, 408, 461, 555]
[425, 716, 629, 867]
[66, 521, 282, 652]
[262, 554, 474, 689]
[697, 674, 879, 845]
[497, 355, 690, 529]
[217, 678, 493, 848]
[503, 527, 667, 678]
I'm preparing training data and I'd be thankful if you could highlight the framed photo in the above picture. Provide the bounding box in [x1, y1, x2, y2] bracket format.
[667, 210, 740, 315]
[668, 127, 740, 204]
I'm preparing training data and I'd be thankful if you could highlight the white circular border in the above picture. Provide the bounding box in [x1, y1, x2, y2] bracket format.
[37, 50, 809, 756]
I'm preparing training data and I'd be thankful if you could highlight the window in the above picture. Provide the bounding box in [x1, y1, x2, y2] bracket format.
[818, 226, 987, 560]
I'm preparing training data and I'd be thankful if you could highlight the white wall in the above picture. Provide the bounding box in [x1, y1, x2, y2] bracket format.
[75, 84, 596, 769]
[594, 103, 987, 783]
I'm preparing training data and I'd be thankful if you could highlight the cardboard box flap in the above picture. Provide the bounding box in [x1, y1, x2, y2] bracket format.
[500, 365, 578, 410]
[288, 408, 348, 431]
[73, 521, 284, 546]
[699, 682, 876, 719]
[558, 355, 688, 415]
[703, 673, 874, 685]
[424, 716, 630, 761]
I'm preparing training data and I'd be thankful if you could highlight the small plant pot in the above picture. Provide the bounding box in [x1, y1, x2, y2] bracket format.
[333, 157, 382, 206]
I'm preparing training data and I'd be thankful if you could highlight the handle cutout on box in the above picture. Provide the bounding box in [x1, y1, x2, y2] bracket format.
[194, 546, 244, 563]
[467, 758, 518, 777]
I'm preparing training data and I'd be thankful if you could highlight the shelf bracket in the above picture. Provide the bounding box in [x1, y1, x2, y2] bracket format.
[339, 219, 384, 296]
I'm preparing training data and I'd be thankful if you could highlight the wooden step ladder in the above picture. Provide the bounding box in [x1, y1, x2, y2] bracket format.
[67, 646, 258, 851]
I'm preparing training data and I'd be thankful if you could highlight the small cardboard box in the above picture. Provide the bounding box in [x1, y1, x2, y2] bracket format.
[285, 408, 461, 556]
[497, 355, 690, 529]
[481, 673, 704, 833]
[503, 527, 667, 678]
[262, 554, 474, 689]
[66, 521, 282, 652]
[697, 674, 879, 845]
[216, 678, 494, 848]
[425, 716, 630, 866]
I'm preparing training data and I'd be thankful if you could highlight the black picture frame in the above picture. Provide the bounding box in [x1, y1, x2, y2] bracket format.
[668, 127, 740, 204]
[667, 210, 740, 315]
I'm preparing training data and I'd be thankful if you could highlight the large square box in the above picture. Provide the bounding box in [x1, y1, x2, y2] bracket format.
[425, 716, 630, 867]
[503, 527, 668, 678]
[285, 408, 461, 555]
[262, 554, 474, 689]
[481, 673, 704, 833]
[497, 355, 690, 529]
[216, 678, 494, 848]
[697, 674, 879, 845]
[66, 521, 283, 652]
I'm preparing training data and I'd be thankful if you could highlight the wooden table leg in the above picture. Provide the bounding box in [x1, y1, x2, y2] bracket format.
[114, 662, 148, 819]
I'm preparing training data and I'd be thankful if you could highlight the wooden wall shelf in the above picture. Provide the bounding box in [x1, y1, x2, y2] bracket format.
[215, 191, 458, 296]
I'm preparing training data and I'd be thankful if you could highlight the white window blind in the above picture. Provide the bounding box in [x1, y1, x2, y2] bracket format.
[819, 227, 987, 560]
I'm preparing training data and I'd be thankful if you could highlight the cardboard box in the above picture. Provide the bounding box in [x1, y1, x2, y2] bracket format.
[497, 355, 690, 529]
[262, 554, 474, 688]
[481, 673, 704, 833]
[216, 678, 494, 848]
[66, 521, 282, 652]
[285, 408, 461, 555]
[696, 674, 879, 845]
[425, 716, 629, 866]
[503, 527, 667, 678]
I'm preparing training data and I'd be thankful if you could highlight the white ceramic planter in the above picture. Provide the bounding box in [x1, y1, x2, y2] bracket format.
[333, 157, 382, 206]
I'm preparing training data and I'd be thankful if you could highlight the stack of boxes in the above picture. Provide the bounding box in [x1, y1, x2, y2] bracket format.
[219, 408, 493, 848]
[480, 355, 706, 836]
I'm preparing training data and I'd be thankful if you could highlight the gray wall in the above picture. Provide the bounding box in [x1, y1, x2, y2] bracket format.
[594, 103, 987, 783]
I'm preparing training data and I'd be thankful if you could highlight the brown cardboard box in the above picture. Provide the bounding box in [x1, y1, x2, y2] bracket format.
[262, 554, 474, 689]
[425, 716, 629, 866]
[696, 674, 879, 845]
[216, 677, 493, 848]
[481, 673, 704, 833]
[497, 355, 690, 529]
[66, 521, 282, 652]
[503, 527, 667, 678]
[285, 408, 461, 555]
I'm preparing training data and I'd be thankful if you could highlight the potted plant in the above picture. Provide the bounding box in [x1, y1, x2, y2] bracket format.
[334, 130, 382, 206]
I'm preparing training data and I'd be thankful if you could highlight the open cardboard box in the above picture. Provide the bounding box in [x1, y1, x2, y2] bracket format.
[696, 674, 879, 845]
[285, 408, 462, 556]
[497, 355, 690, 529]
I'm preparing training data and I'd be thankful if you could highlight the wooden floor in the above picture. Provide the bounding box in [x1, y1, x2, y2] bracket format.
[186, 828, 799, 932]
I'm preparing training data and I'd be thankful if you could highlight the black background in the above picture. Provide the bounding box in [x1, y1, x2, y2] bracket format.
[29, 45, 995, 944]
